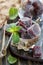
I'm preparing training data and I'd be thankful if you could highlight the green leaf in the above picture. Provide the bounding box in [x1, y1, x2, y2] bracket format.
[6, 24, 21, 33]
[6, 27, 14, 33]
[9, 7, 18, 20]
[13, 26, 21, 32]
[6, 24, 16, 33]
[8, 55, 17, 64]
[12, 33, 20, 43]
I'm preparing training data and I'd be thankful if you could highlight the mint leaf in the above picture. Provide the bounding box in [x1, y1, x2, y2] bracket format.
[6, 24, 21, 33]
[8, 55, 17, 64]
[9, 7, 18, 20]
[13, 26, 21, 32]
[12, 33, 20, 43]
[6, 27, 14, 33]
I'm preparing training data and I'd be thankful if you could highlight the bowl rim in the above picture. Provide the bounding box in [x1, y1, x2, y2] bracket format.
[19, 20, 41, 40]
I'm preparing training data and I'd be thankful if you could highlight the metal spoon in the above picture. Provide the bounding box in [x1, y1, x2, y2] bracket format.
[0, 34, 13, 58]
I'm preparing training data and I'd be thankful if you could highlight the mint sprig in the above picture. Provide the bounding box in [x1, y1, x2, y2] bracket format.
[6, 24, 21, 44]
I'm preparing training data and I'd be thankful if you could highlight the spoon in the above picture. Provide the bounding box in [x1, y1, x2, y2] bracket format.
[0, 33, 13, 58]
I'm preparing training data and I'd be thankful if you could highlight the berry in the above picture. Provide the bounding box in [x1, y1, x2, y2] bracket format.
[33, 46, 41, 58]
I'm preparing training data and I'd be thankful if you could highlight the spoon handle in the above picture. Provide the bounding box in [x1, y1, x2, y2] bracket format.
[1, 27, 5, 51]
[5, 34, 13, 50]
[1, 22, 6, 52]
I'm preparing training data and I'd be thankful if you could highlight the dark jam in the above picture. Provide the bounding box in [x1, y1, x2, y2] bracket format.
[24, 0, 43, 19]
